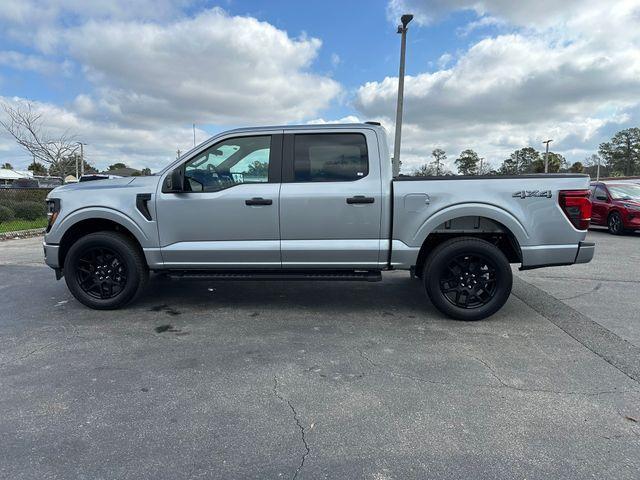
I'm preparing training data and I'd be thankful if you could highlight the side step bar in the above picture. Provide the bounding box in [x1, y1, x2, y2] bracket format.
[162, 269, 382, 282]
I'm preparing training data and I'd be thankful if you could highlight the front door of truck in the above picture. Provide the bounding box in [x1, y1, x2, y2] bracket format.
[278, 130, 383, 268]
[156, 133, 283, 268]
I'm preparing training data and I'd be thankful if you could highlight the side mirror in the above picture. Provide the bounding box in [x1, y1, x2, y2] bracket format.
[163, 167, 184, 193]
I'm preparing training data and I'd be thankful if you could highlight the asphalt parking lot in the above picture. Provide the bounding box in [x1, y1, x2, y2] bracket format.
[1, 232, 639, 479]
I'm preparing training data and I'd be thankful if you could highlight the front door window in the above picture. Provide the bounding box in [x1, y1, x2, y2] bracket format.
[184, 136, 271, 192]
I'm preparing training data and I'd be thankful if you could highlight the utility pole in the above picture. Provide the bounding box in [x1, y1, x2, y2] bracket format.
[542, 139, 553, 173]
[479, 157, 484, 175]
[176, 148, 181, 160]
[392, 13, 413, 178]
[596, 155, 601, 181]
[76, 142, 87, 180]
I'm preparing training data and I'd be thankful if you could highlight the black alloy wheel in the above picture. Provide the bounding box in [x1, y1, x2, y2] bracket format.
[608, 211, 624, 235]
[423, 237, 512, 321]
[438, 253, 498, 309]
[75, 246, 127, 299]
[64, 231, 148, 309]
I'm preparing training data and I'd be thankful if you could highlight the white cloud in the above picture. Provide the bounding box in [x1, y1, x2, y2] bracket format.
[388, 0, 595, 27]
[0, 50, 71, 75]
[307, 115, 361, 125]
[436, 53, 452, 69]
[58, 8, 340, 127]
[367, 0, 640, 171]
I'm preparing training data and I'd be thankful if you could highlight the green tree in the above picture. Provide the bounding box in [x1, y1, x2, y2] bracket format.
[454, 149, 480, 175]
[532, 152, 566, 173]
[499, 147, 540, 174]
[247, 160, 268, 178]
[27, 160, 47, 175]
[582, 154, 608, 178]
[1, 162, 13, 169]
[141, 167, 152, 176]
[568, 161, 584, 173]
[431, 148, 447, 175]
[108, 162, 128, 171]
[410, 161, 453, 176]
[598, 128, 640, 176]
[82, 160, 97, 174]
[410, 163, 437, 176]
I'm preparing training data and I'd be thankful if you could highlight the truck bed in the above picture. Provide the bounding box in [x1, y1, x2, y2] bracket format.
[389, 174, 592, 269]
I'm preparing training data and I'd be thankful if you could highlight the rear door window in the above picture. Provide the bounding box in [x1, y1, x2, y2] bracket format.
[293, 133, 368, 182]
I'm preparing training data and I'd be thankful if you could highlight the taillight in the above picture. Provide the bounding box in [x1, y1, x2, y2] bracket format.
[559, 190, 591, 230]
[46, 199, 60, 233]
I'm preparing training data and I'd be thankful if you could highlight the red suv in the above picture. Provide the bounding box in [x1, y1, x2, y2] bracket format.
[590, 181, 640, 234]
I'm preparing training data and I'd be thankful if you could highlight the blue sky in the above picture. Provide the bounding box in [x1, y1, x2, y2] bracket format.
[1, 0, 638, 172]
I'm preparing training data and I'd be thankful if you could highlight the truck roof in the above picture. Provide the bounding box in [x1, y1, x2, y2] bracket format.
[221, 123, 385, 135]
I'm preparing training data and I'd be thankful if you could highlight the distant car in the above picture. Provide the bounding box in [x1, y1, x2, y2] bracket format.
[590, 181, 640, 234]
[79, 174, 122, 182]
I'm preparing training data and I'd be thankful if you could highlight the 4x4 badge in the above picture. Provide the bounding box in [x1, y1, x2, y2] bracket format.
[512, 190, 552, 199]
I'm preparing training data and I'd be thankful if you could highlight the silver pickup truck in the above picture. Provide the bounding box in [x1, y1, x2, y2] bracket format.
[43, 123, 594, 320]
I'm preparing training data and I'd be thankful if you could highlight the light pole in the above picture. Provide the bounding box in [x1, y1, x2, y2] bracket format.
[542, 139, 553, 173]
[76, 142, 87, 178]
[392, 13, 413, 177]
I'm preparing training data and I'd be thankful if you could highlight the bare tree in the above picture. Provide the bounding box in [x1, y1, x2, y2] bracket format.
[0, 101, 79, 179]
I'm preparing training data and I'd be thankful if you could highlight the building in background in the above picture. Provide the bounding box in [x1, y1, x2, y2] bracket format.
[0, 167, 62, 188]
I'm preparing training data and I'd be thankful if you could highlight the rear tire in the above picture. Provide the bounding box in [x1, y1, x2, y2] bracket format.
[423, 237, 512, 321]
[63, 231, 148, 309]
[607, 211, 625, 235]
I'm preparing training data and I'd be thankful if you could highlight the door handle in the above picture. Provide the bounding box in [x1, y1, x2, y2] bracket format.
[245, 197, 273, 206]
[346, 195, 375, 204]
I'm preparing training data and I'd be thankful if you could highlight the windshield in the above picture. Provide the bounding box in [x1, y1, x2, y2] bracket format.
[607, 184, 640, 200]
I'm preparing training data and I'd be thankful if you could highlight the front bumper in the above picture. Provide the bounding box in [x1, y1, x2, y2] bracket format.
[43, 241, 60, 269]
[624, 212, 640, 230]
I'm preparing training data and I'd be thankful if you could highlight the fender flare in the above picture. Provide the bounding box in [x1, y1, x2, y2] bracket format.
[411, 203, 530, 248]
[52, 207, 151, 247]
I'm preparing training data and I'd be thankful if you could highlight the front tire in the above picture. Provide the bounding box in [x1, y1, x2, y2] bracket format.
[607, 211, 625, 235]
[63, 231, 148, 309]
[423, 237, 512, 321]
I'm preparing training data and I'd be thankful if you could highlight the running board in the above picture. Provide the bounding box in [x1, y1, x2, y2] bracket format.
[162, 269, 382, 282]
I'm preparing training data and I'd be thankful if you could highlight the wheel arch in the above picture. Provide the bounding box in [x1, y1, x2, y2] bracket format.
[57, 214, 147, 269]
[412, 208, 525, 276]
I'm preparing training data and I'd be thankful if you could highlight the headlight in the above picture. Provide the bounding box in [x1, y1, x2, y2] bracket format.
[623, 203, 640, 211]
[45, 199, 61, 232]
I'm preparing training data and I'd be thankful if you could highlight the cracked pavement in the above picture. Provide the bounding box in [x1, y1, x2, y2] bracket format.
[1, 233, 639, 479]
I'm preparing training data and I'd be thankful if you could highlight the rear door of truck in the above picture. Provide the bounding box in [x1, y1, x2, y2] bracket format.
[278, 128, 383, 268]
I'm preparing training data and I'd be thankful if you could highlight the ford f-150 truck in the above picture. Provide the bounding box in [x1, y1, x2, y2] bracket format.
[43, 123, 594, 320]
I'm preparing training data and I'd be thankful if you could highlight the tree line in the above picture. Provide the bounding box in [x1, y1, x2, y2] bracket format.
[408, 127, 640, 177]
